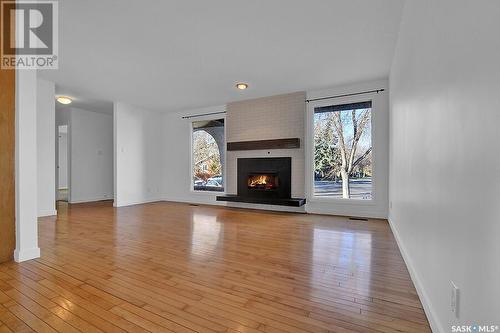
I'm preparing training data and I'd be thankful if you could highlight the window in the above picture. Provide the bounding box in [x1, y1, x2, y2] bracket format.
[192, 119, 225, 192]
[313, 101, 372, 199]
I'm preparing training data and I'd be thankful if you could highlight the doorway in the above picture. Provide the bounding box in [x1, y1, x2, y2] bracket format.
[57, 125, 69, 201]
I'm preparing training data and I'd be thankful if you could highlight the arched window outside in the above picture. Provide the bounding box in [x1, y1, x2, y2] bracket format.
[192, 119, 225, 191]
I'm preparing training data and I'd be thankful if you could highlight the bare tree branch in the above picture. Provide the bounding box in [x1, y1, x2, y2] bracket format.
[352, 147, 372, 170]
[352, 110, 357, 146]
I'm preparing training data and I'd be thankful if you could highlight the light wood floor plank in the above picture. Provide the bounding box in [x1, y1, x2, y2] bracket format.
[0, 201, 431, 333]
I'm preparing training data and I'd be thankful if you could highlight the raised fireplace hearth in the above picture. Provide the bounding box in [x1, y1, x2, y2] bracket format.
[217, 157, 306, 207]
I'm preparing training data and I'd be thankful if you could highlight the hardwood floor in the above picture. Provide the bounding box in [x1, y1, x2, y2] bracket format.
[0, 201, 430, 332]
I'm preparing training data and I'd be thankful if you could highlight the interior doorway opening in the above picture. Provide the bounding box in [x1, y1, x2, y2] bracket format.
[57, 125, 69, 202]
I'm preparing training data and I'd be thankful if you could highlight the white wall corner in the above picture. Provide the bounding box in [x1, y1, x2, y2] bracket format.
[15, 69, 40, 262]
[14, 247, 41, 263]
[113, 102, 118, 207]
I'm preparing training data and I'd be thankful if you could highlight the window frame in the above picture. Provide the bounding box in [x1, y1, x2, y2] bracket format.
[306, 95, 377, 205]
[189, 115, 227, 194]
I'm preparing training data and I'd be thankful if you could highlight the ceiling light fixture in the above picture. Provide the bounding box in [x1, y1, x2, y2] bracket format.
[56, 96, 73, 105]
[236, 83, 248, 90]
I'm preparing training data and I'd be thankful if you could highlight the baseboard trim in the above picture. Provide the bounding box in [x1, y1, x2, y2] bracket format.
[306, 205, 387, 219]
[387, 217, 443, 333]
[69, 197, 113, 204]
[14, 247, 40, 262]
[38, 209, 57, 217]
[113, 198, 162, 208]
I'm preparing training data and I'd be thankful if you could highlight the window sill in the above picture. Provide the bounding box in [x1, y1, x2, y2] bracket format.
[190, 190, 226, 196]
[308, 196, 376, 205]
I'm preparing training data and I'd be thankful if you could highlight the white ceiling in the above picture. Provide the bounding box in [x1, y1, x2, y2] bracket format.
[55, 85, 114, 114]
[40, 0, 405, 113]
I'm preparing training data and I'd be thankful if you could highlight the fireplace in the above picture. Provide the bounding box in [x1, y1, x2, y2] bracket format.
[237, 157, 291, 199]
[217, 157, 305, 207]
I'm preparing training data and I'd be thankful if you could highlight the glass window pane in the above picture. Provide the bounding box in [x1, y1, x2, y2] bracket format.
[192, 119, 225, 192]
[313, 103, 372, 199]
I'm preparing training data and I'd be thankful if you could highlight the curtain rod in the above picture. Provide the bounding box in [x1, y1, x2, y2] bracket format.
[181, 111, 226, 119]
[306, 89, 385, 103]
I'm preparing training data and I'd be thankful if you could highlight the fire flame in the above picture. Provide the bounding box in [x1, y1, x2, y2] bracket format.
[249, 175, 271, 186]
[248, 175, 277, 189]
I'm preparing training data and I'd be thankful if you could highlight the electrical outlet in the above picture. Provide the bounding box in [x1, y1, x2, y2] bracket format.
[451, 281, 459, 318]
[389, 201, 393, 209]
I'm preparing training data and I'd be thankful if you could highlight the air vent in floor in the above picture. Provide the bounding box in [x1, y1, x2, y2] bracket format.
[348, 217, 368, 221]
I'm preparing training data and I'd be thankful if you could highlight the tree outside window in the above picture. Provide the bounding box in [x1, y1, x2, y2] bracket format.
[314, 102, 372, 199]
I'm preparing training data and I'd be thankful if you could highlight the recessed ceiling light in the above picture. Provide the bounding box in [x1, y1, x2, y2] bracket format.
[236, 83, 248, 90]
[56, 96, 73, 105]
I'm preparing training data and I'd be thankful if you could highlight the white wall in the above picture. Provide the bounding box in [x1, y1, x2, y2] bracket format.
[306, 79, 389, 218]
[114, 102, 163, 207]
[15, 70, 40, 262]
[389, 1, 500, 331]
[56, 107, 70, 126]
[69, 108, 114, 203]
[58, 128, 68, 189]
[36, 79, 56, 217]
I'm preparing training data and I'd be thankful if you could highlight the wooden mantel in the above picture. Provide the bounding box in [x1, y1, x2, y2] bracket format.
[227, 138, 300, 151]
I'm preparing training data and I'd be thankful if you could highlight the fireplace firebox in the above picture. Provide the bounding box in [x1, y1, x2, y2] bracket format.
[237, 157, 291, 199]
